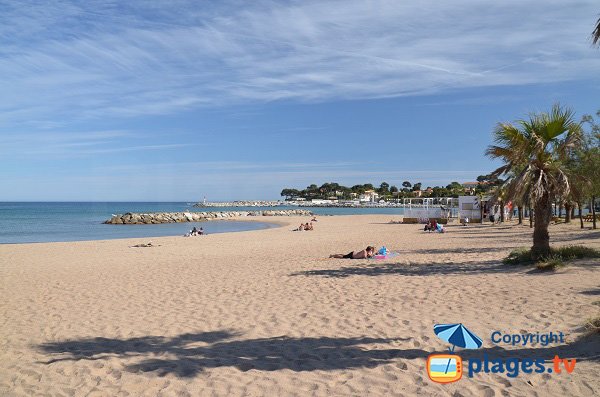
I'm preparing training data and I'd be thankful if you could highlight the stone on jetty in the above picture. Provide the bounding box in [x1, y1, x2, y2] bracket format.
[104, 209, 313, 224]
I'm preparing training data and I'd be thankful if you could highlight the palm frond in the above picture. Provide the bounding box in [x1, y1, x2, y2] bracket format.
[593, 17, 600, 45]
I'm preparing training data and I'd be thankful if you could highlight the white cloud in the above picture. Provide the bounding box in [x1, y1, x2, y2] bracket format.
[1, 0, 599, 126]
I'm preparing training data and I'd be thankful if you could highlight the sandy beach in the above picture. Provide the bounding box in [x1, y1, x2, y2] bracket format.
[1, 215, 599, 397]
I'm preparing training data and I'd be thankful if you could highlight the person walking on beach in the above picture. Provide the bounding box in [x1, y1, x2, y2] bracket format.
[330, 246, 375, 259]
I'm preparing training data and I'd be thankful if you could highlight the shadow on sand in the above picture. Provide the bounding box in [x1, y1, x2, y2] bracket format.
[290, 259, 521, 278]
[38, 332, 422, 377]
[37, 330, 599, 378]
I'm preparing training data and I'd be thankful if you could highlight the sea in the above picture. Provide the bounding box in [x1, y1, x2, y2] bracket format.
[0, 202, 405, 244]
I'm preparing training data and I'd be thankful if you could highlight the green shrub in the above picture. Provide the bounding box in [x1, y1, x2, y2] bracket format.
[504, 248, 535, 265]
[536, 256, 565, 271]
[553, 245, 600, 260]
[504, 245, 600, 268]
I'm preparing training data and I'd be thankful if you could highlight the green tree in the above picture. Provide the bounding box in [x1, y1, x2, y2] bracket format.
[580, 112, 600, 229]
[412, 182, 422, 191]
[351, 185, 365, 194]
[486, 104, 582, 258]
[280, 188, 300, 199]
[379, 182, 390, 195]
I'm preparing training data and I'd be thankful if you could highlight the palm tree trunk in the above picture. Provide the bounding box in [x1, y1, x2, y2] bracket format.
[499, 200, 505, 223]
[558, 203, 562, 218]
[578, 202, 584, 229]
[529, 206, 534, 228]
[479, 198, 484, 224]
[593, 196, 597, 230]
[518, 206, 523, 224]
[565, 203, 571, 223]
[532, 194, 551, 259]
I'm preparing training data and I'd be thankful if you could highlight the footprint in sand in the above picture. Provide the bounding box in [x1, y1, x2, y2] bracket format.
[492, 375, 512, 387]
[476, 385, 496, 397]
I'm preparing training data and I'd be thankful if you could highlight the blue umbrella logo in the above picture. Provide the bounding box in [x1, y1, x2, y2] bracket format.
[434, 323, 483, 352]
[433, 323, 483, 374]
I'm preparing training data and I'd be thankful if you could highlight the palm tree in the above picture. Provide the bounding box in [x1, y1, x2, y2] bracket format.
[593, 17, 600, 45]
[486, 104, 582, 258]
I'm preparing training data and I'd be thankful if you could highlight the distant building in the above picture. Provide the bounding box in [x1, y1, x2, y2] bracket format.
[311, 199, 336, 205]
[359, 190, 379, 203]
[462, 182, 482, 195]
[412, 190, 423, 197]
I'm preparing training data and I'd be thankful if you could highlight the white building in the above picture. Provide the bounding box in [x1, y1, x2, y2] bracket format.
[359, 190, 379, 203]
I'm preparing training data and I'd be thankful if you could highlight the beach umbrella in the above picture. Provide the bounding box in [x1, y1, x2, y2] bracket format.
[433, 323, 482, 352]
[434, 323, 483, 375]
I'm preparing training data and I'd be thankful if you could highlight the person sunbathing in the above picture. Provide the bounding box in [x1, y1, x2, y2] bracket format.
[330, 246, 375, 259]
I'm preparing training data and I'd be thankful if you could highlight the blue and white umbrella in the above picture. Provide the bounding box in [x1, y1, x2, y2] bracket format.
[433, 323, 483, 352]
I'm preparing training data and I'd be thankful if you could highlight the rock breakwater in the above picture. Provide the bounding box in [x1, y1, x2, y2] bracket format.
[104, 209, 314, 224]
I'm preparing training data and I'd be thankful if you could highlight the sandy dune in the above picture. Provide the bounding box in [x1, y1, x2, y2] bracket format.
[1, 215, 599, 396]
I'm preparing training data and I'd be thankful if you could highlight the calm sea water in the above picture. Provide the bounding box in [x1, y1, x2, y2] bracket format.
[0, 202, 404, 244]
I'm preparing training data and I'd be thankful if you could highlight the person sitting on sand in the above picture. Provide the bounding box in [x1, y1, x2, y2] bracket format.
[198, 227, 204, 235]
[293, 223, 305, 231]
[191, 227, 198, 236]
[431, 220, 438, 231]
[306, 222, 314, 230]
[330, 246, 375, 259]
[424, 221, 432, 232]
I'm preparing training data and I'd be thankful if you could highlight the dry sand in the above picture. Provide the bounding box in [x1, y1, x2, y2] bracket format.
[1, 215, 599, 397]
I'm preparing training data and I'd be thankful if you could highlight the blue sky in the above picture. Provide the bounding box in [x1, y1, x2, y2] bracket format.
[1, 0, 600, 201]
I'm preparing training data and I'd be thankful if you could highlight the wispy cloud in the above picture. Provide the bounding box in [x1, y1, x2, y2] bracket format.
[0, 129, 194, 158]
[1, 0, 599, 126]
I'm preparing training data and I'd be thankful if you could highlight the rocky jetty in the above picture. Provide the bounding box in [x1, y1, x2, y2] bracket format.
[104, 209, 314, 224]
[194, 200, 285, 207]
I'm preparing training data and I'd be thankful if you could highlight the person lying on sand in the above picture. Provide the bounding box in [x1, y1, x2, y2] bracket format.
[330, 246, 375, 259]
[131, 242, 156, 247]
[293, 223, 305, 231]
[311, 217, 318, 222]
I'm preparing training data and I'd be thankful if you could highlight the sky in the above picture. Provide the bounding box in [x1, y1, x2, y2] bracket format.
[1, 0, 600, 201]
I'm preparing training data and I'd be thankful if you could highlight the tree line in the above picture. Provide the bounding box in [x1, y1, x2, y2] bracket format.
[280, 176, 503, 201]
